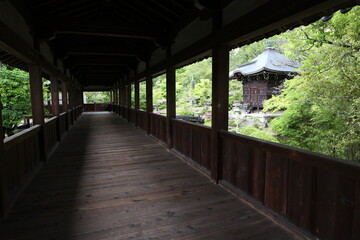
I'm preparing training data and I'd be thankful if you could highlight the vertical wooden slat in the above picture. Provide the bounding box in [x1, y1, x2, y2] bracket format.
[249, 148, 266, 203]
[236, 143, 250, 193]
[221, 138, 230, 182]
[264, 152, 289, 216]
[166, 64, 176, 149]
[353, 180, 360, 240]
[287, 161, 317, 230]
[192, 131, 201, 163]
[315, 170, 355, 240]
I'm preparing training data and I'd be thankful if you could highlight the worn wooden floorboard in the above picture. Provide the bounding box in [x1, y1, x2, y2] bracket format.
[0, 112, 296, 240]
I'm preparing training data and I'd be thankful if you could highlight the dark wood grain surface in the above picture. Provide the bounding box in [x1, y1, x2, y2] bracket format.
[0, 112, 295, 240]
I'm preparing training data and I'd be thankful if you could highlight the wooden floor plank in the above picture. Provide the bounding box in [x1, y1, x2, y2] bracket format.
[0, 112, 296, 240]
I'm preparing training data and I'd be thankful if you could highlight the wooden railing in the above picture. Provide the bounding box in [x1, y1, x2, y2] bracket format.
[58, 112, 67, 137]
[136, 110, 148, 131]
[132, 108, 360, 239]
[129, 108, 136, 124]
[219, 130, 360, 240]
[149, 113, 166, 143]
[83, 103, 110, 112]
[3, 125, 42, 214]
[1, 105, 83, 217]
[44, 117, 59, 157]
[172, 119, 212, 170]
[123, 106, 129, 120]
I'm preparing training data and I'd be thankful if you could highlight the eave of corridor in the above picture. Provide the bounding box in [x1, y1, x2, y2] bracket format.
[0, 112, 296, 240]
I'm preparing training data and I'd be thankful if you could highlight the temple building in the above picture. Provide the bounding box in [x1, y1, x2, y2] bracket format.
[229, 46, 300, 111]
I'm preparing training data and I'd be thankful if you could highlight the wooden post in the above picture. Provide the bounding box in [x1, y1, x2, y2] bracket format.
[211, 4, 229, 182]
[61, 80, 68, 112]
[50, 76, 60, 116]
[146, 63, 153, 134]
[166, 65, 176, 149]
[135, 79, 139, 126]
[127, 84, 131, 122]
[0, 94, 7, 218]
[211, 45, 229, 182]
[29, 64, 46, 162]
[29, 64, 44, 125]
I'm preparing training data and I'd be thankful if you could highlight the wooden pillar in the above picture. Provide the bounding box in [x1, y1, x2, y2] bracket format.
[0, 94, 7, 217]
[211, 45, 229, 182]
[127, 84, 131, 121]
[211, 4, 229, 182]
[29, 64, 44, 125]
[135, 79, 139, 126]
[50, 76, 60, 116]
[166, 65, 176, 148]
[61, 81, 68, 112]
[146, 63, 153, 134]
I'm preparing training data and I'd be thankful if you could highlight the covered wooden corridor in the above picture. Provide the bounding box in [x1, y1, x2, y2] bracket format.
[1, 1, 359, 239]
[0, 112, 295, 239]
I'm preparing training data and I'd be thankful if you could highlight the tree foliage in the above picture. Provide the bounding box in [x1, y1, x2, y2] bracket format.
[264, 7, 360, 161]
[0, 65, 50, 135]
[152, 74, 167, 114]
[176, 58, 212, 117]
[84, 91, 110, 103]
[139, 81, 146, 111]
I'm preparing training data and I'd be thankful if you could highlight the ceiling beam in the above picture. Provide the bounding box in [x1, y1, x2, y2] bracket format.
[55, 24, 157, 40]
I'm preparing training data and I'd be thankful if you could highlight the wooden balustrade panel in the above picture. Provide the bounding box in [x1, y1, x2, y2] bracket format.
[353, 180, 360, 240]
[44, 118, 59, 156]
[264, 151, 289, 216]
[3, 126, 41, 207]
[221, 136, 266, 202]
[219, 130, 360, 239]
[67, 110, 72, 127]
[83, 104, 110, 112]
[287, 160, 317, 230]
[149, 114, 166, 143]
[136, 111, 147, 131]
[123, 107, 129, 120]
[119, 106, 124, 117]
[58, 113, 67, 138]
[171, 120, 211, 170]
[314, 169, 356, 240]
[200, 131, 211, 170]
[129, 109, 135, 124]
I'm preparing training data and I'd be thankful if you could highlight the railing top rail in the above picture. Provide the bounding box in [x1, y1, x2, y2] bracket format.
[45, 116, 58, 124]
[149, 112, 167, 119]
[220, 129, 360, 180]
[171, 118, 212, 132]
[59, 112, 67, 117]
[4, 125, 41, 148]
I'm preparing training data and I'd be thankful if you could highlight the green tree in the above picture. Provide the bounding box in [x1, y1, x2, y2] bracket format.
[264, 7, 360, 161]
[84, 91, 110, 103]
[0, 65, 49, 135]
[153, 74, 167, 114]
[139, 81, 146, 111]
